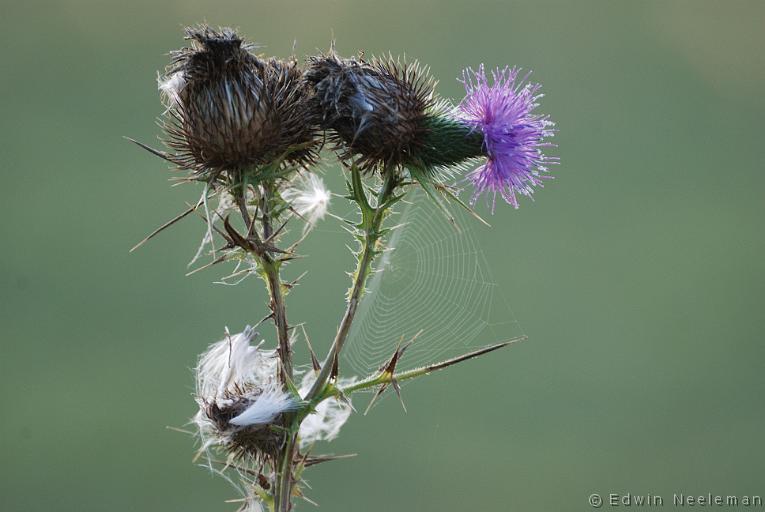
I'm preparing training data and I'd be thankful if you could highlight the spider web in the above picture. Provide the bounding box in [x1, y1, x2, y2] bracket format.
[342, 190, 525, 376]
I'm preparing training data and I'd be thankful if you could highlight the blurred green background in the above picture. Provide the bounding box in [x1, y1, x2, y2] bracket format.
[2, 1, 764, 510]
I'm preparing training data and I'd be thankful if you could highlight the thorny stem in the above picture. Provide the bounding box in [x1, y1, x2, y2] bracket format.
[272, 167, 397, 512]
[338, 337, 526, 396]
[274, 430, 298, 512]
[273, 167, 398, 512]
[246, 179, 294, 512]
[260, 181, 293, 383]
[264, 260, 291, 382]
[304, 166, 399, 402]
[268, 166, 398, 512]
[232, 179, 293, 384]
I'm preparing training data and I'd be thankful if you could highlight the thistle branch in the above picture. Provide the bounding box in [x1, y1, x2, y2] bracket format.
[304, 165, 399, 402]
[259, 180, 293, 383]
[274, 428, 298, 512]
[263, 258, 292, 382]
[229, 176, 293, 384]
[274, 165, 398, 512]
[251, 179, 296, 512]
[337, 337, 525, 397]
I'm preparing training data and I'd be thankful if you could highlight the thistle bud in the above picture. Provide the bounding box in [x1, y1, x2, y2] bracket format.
[159, 26, 318, 183]
[193, 327, 298, 461]
[304, 53, 483, 173]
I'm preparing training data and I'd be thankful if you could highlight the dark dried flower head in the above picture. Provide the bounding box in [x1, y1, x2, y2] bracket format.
[193, 327, 298, 463]
[201, 387, 286, 460]
[159, 26, 318, 183]
[305, 53, 447, 171]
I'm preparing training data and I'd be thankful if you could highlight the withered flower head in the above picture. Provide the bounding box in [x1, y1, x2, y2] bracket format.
[193, 326, 298, 462]
[305, 53, 433, 171]
[304, 52, 484, 173]
[159, 25, 318, 183]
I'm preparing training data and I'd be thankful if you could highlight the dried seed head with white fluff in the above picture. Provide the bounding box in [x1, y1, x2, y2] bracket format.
[193, 326, 298, 461]
[281, 173, 331, 232]
[297, 372, 355, 448]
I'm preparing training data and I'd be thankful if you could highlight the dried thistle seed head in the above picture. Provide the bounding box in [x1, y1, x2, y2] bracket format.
[159, 25, 318, 183]
[305, 53, 438, 171]
[193, 327, 298, 461]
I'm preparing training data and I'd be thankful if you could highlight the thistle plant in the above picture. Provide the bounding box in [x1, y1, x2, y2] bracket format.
[131, 25, 557, 512]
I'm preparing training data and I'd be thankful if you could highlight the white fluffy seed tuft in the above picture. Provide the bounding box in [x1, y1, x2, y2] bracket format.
[158, 71, 186, 109]
[195, 326, 276, 402]
[281, 174, 331, 232]
[230, 384, 298, 426]
[297, 372, 355, 448]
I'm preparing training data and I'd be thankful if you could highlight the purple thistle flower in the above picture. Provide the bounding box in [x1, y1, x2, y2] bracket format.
[459, 65, 557, 210]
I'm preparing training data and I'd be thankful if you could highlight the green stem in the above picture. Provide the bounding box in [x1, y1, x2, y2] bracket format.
[260, 181, 292, 382]
[233, 174, 295, 511]
[263, 259, 291, 382]
[274, 431, 297, 512]
[304, 166, 398, 402]
[262, 178, 295, 512]
[274, 167, 398, 511]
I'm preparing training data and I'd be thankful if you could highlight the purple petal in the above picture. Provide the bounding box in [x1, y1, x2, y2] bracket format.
[459, 65, 557, 211]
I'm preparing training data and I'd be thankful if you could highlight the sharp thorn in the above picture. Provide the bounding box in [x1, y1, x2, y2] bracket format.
[124, 137, 180, 165]
[300, 324, 321, 372]
[130, 199, 202, 252]
[330, 352, 339, 380]
[303, 453, 358, 467]
[185, 254, 228, 276]
[363, 385, 386, 416]
[391, 379, 407, 413]
[422, 336, 527, 374]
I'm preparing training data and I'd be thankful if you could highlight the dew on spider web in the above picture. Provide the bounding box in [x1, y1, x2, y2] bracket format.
[342, 189, 525, 378]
